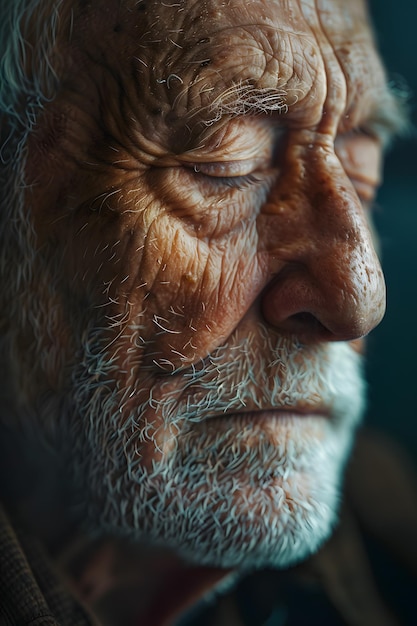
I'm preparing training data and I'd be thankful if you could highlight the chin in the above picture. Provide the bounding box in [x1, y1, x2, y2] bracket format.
[83, 412, 361, 570]
[70, 334, 366, 570]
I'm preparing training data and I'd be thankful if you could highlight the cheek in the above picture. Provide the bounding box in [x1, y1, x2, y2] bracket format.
[119, 212, 264, 369]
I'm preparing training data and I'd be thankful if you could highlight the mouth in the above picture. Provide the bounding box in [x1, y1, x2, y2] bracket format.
[206, 407, 331, 423]
[173, 406, 334, 492]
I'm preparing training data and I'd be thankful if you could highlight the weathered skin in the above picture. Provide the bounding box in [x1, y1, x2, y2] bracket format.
[26, 3, 383, 426]
[4, 0, 403, 578]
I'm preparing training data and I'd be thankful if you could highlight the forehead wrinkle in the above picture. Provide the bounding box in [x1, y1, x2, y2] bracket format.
[119, 1, 327, 135]
[172, 26, 322, 127]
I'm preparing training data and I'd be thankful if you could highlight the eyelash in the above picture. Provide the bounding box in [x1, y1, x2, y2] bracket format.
[199, 172, 263, 190]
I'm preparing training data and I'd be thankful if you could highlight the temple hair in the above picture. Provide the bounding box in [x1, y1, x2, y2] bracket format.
[0, 0, 62, 166]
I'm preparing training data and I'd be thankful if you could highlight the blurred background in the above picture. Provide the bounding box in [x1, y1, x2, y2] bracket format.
[366, 1, 417, 460]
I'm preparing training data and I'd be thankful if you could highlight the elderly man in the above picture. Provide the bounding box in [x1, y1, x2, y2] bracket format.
[0, 0, 409, 624]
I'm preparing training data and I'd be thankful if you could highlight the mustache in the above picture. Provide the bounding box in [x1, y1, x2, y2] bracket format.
[70, 319, 366, 460]
[131, 324, 366, 428]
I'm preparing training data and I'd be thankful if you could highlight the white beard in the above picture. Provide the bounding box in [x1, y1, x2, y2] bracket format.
[69, 324, 366, 570]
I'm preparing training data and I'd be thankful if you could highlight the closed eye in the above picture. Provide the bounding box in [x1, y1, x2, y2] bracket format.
[200, 172, 263, 190]
[184, 158, 272, 191]
[188, 159, 264, 178]
[335, 130, 382, 209]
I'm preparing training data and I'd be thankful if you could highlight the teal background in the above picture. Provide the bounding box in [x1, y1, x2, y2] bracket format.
[366, 2, 417, 460]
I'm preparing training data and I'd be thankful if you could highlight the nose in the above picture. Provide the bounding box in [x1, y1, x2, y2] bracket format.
[260, 143, 386, 342]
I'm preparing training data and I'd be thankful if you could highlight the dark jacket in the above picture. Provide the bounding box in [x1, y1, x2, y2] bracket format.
[0, 503, 94, 626]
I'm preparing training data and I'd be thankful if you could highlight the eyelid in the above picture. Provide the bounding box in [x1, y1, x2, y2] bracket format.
[185, 158, 265, 178]
[351, 177, 379, 205]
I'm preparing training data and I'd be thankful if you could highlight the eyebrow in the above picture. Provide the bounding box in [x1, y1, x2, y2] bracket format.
[205, 79, 410, 147]
[365, 84, 411, 148]
[205, 82, 290, 125]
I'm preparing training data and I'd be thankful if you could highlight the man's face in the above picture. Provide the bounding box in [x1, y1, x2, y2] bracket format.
[18, 0, 398, 568]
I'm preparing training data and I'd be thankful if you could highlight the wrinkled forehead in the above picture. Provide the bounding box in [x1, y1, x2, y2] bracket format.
[66, 0, 383, 130]
[45, 0, 395, 152]
[119, 0, 372, 46]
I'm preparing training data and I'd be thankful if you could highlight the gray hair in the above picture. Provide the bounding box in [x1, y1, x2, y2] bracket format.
[0, 0, 62, 163]
[0, 0, 63, 410]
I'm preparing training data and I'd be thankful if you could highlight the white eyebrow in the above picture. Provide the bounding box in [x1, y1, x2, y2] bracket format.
[366, 83, 411, 148]
[205, 81, 290, 125]
[205, 79, 411, 148]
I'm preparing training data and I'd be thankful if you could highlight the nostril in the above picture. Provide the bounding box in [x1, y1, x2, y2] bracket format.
[290, 312, 316, 325]
[287, 312, 332, 338]
[261, 247, 385, 342]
